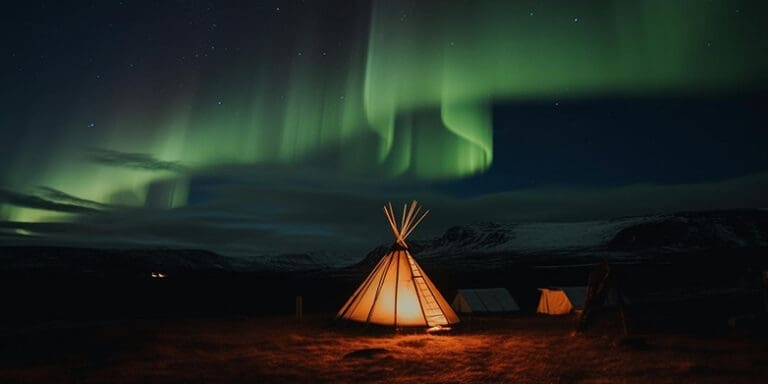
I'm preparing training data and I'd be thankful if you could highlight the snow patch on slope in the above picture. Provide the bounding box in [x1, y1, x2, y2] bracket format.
[424, 217, 654, 255]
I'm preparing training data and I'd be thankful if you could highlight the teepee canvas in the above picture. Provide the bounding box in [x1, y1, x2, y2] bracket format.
[336, 201, 460, 327]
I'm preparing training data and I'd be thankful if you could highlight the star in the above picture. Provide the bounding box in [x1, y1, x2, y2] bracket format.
[573, 17, 579, 23]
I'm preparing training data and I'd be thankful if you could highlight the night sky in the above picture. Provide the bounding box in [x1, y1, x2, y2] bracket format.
[1, 0, 767, 258]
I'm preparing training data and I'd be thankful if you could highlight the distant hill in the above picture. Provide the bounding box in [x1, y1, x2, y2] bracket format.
[0, 247, 236, 276]
[350, 209, 768, 273]
[0, 247, 339, 275]
[2, 209, 766, 276]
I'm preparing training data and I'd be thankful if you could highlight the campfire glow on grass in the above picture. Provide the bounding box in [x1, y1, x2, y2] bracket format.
[5, 316, 767, 383]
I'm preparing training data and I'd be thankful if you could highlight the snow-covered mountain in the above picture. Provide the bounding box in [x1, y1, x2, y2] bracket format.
[2, 210, 766, 274]
[606, 209, 768, 251]
[351, 209, 768, 272]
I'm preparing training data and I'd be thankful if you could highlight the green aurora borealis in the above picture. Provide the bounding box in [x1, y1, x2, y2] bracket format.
[2, 0, 767, 224]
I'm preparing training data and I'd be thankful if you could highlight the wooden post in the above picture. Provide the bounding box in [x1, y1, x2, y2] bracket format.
[617, 284, 629, 336]
[295, 296, 303, 321]
[762, 271, 768, 314]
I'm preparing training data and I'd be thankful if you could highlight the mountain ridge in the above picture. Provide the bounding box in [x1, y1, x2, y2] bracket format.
[1, 209, 766, 274]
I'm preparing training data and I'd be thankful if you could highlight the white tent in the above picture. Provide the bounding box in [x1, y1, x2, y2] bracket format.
[536, 286, 587, 315]
[336, 201, 460, 328]
[452, 288, 519, 314]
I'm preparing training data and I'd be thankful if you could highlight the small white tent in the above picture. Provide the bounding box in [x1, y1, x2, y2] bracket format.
[537, 286, 587, 315]
[452, 288, 519, 314]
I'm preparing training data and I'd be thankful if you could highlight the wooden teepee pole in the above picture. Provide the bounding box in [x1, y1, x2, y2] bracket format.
[401, 200, 419, 238]
[401, 203, 407, 236]
[403, 209, 429, 240]
[385, 200, 431, 246]
[383, 204, 400, 242]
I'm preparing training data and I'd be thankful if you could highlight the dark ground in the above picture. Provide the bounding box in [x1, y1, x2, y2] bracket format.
[1, 314, 767, 384]
[1, 244, 767, 383]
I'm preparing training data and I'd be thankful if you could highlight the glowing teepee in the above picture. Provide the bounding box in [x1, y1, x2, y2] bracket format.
[336, 201, 460, 327]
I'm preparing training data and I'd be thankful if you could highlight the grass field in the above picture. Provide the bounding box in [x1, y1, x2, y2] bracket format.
[3, 314, 767, 383]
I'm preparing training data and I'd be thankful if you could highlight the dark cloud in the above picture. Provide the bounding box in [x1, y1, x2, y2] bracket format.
[0, 188, 100, 214]
[2, 170, 767, 261]
[36, 186, 109, 210]
[86, 148, 187, 173]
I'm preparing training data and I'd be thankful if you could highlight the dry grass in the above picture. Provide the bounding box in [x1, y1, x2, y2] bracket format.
[1, 315, 767, 383]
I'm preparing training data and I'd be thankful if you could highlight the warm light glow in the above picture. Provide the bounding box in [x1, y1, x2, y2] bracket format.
[536, 288, 573, 315]
[336, 201, 459, 327]
[395, 280, 423, 323]
[426, 325, 452, 333]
